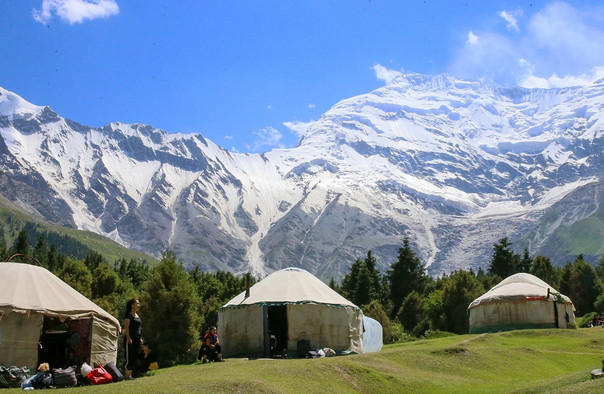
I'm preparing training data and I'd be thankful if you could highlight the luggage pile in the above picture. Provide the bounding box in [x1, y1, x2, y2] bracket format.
[2, 361, 126, 389]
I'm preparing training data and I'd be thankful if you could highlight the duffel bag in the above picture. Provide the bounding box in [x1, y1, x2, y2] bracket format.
[52, 366, 77, 388]
[87, 366, 113, 385]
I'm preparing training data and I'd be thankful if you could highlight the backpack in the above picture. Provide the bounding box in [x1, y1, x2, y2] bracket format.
[0, 366, 30, 388]
[297, 339, 311, 358]
[30, 371, 53, 389]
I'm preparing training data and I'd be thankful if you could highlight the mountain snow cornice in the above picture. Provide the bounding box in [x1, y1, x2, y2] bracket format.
[0, 74, 603, 279]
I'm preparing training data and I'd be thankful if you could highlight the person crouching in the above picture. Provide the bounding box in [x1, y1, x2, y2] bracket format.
[197, 326, 224, 363]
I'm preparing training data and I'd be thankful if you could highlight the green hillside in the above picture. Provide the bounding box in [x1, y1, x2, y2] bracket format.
[15, 327, 604, 393]
[0, 197, 157, 265]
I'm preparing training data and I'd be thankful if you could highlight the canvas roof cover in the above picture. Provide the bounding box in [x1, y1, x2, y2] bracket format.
[0, 262, 119, 325]
[224, 267, 358, 308]
[468, 273, 573, 309]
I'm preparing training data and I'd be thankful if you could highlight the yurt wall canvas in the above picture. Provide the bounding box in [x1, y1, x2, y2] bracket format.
[219, 304, 264, 356]
[0, 262, 120, 370]
[468, 273, 576, 334]
[218, 268, 365, 357]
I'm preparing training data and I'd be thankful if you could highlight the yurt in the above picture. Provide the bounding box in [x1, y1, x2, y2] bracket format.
[0, 262, 120, 370]
[467, 273, 576, 334]
[218, 267, 382, 357]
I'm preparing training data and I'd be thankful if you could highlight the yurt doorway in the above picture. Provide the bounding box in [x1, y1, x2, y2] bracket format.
[267, 305, 288, 357]
[38, 316, 93, 368]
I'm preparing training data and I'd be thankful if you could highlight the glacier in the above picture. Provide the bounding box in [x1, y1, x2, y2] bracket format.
[1, 73, 603, 279]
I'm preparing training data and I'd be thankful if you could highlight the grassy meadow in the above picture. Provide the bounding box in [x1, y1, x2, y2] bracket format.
[9, 327, 604, 393]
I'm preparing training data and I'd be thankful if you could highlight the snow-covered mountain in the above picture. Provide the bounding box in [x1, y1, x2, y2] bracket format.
[1, 73, 603, 279]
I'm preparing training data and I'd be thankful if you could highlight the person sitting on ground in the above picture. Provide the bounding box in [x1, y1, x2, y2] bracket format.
[139, 341, 159, 374]
[197, 326, 224, 363]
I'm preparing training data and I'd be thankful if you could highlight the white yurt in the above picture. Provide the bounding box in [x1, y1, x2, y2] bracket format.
[467, 273, 576, 334]
[218, 267, 382, 357]
[0, 262, 120, 370]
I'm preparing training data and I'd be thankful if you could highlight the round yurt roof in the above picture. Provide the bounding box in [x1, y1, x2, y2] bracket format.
[223, 267, 358, 308]
[468, 272, 573, 310]
[0, 262, 119, 327]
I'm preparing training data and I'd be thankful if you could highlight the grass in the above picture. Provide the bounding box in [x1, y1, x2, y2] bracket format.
[7, 327, 604, 393]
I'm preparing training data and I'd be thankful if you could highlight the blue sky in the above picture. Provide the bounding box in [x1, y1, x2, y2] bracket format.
[2, 1, 604, 153]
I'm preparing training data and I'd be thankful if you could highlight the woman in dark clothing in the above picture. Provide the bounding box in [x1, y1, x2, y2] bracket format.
[124, 298, 142, 379]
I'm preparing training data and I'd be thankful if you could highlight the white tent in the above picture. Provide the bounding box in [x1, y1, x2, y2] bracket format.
[218, 267, 380, 357]
[467, 273, 576, 334]
[0, 262, 120, 370]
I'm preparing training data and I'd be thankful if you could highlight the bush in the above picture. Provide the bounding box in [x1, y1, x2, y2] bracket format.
[576, 312, 597, 328]
[421, 329, 456, 339]
[384, 322, 417, 344]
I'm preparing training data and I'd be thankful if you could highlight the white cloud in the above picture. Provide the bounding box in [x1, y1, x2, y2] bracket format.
[224, 135, 233, 140]
[33, 0, 119, 24]
[307, 103, 316, 109]
[373, 64, 403, 85]
[499, 10, 519, 32]
[449, 2, 604, 88]
[283, 120, 315, 138]
[467, 31, 479, 45]
[267, 104, 273, 110]
[521, 66, 604, 88]
[249, 127, 283, 152]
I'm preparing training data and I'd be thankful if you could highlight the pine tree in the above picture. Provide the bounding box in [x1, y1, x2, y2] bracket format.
[84, 251, 104, 272]
[517, 247, 532, 272]
[33, 234, 49, 267]
[559, 255, 599, 316]
[0, 227, 7, 261]
[441, 270, 485, 334]
[487, 237, 516, 278]
[529, 255, 558, 287]
[142, 251, 200, 365]
[341, 258, 363, 300]
[387, 238, 427, 319]
[47, 244, 58, 272]
[13, 229, 29, 256]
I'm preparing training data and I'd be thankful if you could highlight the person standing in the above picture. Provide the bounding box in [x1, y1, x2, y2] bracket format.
[123, 298, 142, 379]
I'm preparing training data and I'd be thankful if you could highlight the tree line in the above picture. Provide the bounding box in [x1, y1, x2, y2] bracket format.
[333, 236, 604, 341]
[4, 226, 604, 364]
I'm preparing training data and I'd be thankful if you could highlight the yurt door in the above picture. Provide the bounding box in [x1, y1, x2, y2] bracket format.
[265, 305, 288, 358]
[38, 316, 93, 368]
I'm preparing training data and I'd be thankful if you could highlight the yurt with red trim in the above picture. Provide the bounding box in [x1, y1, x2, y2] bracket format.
[467, 273, 576, 334]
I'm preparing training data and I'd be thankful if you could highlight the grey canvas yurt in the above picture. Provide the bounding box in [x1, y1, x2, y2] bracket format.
[218, 267, 381, 357]
[0, 262, 120, 370]
[467, 273, 576, 334]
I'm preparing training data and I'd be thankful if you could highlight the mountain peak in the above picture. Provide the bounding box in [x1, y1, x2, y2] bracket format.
[0, 87, 44, 118]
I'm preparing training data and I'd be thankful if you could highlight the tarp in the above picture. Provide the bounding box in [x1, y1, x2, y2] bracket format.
[0, 262, 120, 369]
[219, 268, 365, 357]
[362, 316, 383, 353]
[467, 273, 576, 334]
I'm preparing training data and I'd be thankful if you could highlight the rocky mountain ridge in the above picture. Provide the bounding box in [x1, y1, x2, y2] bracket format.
[1, 73, 603, 279]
